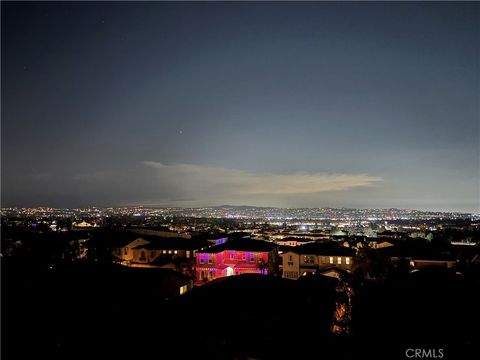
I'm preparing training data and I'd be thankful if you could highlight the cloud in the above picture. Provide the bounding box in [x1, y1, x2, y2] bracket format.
[143, 161, 382, 197]
[12, 162, 382, 207]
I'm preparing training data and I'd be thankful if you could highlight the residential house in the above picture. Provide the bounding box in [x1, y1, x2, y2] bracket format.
[273, 237, 314, 247]
[281, 242, 356, 280]
[112, 235, 211, 273]
[368, 237, 396, 249]
[195, 238, 277, 282]
[375, 241, 458, 270]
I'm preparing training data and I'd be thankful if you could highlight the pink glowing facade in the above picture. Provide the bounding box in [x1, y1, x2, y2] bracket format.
[196, 248, 273, 282]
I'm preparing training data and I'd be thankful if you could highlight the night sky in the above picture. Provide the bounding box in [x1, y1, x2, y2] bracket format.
[2, 1, 479, 212]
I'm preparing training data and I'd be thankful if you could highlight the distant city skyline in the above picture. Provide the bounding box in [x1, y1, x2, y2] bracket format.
[2, 204, 475, 217]
[2, 2, 479, 212]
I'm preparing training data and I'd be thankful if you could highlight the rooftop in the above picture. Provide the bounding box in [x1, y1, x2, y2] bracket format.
[131, 237, 211, 250]
[285, 241, 356, 256]
[197, 238, 277, 253]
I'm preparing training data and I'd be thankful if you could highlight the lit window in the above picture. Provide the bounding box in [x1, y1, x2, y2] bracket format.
[186, 250, 191, 258]
[163, 250, 166, 254]
[304, 255, 315, 264]
[337, 257, 342, 265]
[174, 250, 178, 254]
[346, 257, 350, 265]
[179, 285, 188, 295]
[168, 250, 172, 254]
[329, 257, 334, 264]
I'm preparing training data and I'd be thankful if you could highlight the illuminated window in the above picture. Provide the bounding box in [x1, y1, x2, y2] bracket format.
[174, 250, 178, 254]
[168, 250, 172, 254]
[179, 285, 188, 295]
[303, 255, 315, 264]
[346, 257, 350, 265]
[337, 257, 342, 264]
[186, 250, 191, 258]
[329, 257, 334, 264]
[163, 250, 167, 254]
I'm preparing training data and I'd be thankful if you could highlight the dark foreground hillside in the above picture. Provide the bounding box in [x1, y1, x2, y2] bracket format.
[2, 260, 479, 360]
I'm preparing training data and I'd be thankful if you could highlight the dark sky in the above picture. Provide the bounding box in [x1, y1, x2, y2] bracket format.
[2, 1, 479, 212]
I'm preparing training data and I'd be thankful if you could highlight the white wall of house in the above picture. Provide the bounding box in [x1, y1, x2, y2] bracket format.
[282, 252, 300, 279]
[115, 238, 151, 261]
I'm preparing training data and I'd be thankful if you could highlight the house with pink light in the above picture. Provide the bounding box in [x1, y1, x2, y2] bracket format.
[195, 238, 277, 282]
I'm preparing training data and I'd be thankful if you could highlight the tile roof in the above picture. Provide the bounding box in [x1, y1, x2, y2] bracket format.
[197, 238, 277, 253]
[131, 237, 211, 250]
[285, 241, 356, 256]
